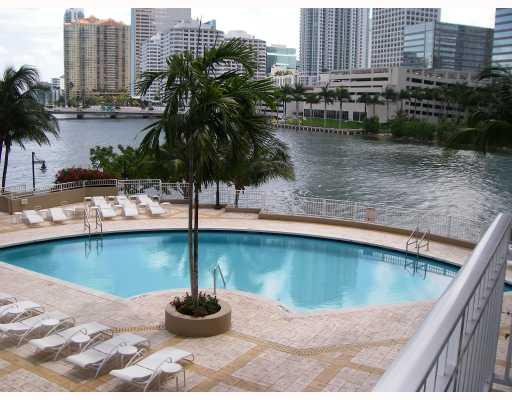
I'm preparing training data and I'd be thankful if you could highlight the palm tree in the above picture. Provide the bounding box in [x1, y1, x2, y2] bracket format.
[409, 87, 424, 118]
[138, 38, 281, 301]
[303, 92, 320, 119]
[333, 87, 350, 128]
[383, 87, 397, 122]
[446, 66, 512, 153]
[398, 89, 410, 113]
[292, 83, 305, 120]
[357, 93, 370, 118]
[224, 136, 294, 207]
[366, 95, 383, 118]
[0, 65, 59, 188]
[319, 84, 335, 127]
[280, 84, 294, 121]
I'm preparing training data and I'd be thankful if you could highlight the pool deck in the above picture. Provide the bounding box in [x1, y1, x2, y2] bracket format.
[0, 205, 510, 392]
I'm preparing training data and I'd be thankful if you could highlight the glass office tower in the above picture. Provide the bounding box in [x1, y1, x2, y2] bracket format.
[492, 8, 512, 69]
[266, 45, 297, 74]
[403, 21, 493, 71]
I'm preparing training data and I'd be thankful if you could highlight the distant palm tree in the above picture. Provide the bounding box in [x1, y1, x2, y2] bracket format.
[292, 83, 305, 119]
[383, 87, 397, 122]
[366, 95, 383, 118]
[280, 84, 294, 120]
[303, 92, 320, 119]
[357, 93, 370, 118]
[398, 89, 410, 113]
[333, 87, 350, 128]
[0, 65, 59, 188]
[409, 87, 424, 118]
[319, 84, 335, 127]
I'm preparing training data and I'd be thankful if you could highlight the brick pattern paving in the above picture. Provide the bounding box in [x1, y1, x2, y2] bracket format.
[0, 208, 509, 392]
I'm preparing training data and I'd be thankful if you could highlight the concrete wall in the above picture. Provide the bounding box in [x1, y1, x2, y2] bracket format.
[2, 186, 118, 214]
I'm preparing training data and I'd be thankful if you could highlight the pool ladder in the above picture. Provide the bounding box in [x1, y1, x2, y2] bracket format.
[83, 207, 103, 238]
[404, 226, 430, 276]
[211, 263, 226, 296]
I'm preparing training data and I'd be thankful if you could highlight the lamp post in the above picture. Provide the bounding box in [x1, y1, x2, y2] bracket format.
[31, 152, 47, 191]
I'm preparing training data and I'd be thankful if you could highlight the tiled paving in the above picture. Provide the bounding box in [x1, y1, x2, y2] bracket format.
[0, 205, 510, 392]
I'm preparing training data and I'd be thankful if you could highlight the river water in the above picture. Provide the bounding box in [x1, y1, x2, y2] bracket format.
[3, 117, 512, 222]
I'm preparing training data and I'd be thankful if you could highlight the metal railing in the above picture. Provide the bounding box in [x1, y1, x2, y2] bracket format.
[374, 213, 512, 392]
[0, 178, 488, 243]
[211, 263, 226, 296]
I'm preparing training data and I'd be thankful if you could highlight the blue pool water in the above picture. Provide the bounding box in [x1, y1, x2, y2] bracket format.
[0, 231, 459, 311]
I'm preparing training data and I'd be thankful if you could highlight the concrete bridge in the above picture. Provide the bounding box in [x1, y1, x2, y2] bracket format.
[48, 107, 163, 119]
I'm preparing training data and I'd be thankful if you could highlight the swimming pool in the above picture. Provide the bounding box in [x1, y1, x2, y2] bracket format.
[0, 230, 459, 311]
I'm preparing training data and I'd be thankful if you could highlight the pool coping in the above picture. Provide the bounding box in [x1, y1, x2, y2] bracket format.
[0, 224, 475, 317]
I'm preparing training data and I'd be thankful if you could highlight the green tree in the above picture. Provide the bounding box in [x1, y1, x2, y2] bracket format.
[0, 65, 59, 188]
[138, 38, 282, 301]
[292, 83, 305, 119]
[319, 84, 335, 127]
[446, 66, 512, 153]
[333, 87, 350, 128]
[303, 92, 320, 119]
[383, 87, 397, 122]
[398, 89, 410, 112]
[366, 95, 383, 118]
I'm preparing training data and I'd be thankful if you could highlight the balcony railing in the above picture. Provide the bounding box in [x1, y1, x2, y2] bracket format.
[374, 213, 512, 391]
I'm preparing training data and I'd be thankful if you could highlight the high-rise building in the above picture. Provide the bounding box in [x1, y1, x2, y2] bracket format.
[140, 19, 223, 102]
[225, 31, 267, 80]
[64, 16, 130, 100]
[403, 21, 493, 72]
[299, 8, 370, 80]
[371, 8, 440, 68]
[492, 8, 512, 70]
[64, 8, 84, 23]
[130, 8, 191, 96]
[266, 44, 297, 74]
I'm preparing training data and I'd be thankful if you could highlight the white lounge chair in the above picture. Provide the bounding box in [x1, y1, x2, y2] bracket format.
[115, 195, 129, 204]
[135, 194, 157, 206]
[0, 311, 74, 346]
[97, 206, 117, 219]
[109, 347, 193, 391]
[0, 292, 16, 306]
[65, 333, 150, 377]
[49, 207, 70, 223]
[22, 210, 44, 225]
[92, 196, 109, 207]
[29, 322, 112, 360]
[147, 203, 166, 216]
[117, 199, 139, 218]
[0, 301, 45, 323]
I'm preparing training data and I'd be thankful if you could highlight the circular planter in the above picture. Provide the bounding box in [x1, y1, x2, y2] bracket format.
[164, 299, 232, 337]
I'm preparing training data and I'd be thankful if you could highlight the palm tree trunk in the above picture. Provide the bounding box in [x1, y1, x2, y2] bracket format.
[339, 102, 342, 128]
[187, 154, 196, 300]
[323, 101, 327, 127]
[1, 140, 10, 189]
[235, 189, 240, 208]
[386, 100, 390, 122]
[193, 184, 199, 300]
[215, 180, 220, 209]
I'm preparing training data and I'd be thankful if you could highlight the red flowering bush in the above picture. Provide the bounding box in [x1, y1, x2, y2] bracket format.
[55, 168, 117, 183]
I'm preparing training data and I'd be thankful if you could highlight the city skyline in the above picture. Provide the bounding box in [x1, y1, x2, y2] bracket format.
[0, 7, 499, 81]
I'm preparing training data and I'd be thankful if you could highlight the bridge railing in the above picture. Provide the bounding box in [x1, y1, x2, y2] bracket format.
[374, 213, 512, 392]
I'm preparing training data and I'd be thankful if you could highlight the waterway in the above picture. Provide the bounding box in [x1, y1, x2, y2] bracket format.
[3, 117, 512, 222]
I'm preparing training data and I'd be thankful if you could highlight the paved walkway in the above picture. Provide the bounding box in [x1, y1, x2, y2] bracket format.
[0, 206, 509, 392]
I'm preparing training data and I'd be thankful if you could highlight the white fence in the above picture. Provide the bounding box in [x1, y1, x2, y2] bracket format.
[0, 178, 487, 243]
[374, 213, 512, 391]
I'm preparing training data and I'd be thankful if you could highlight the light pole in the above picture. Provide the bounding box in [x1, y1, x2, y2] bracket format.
[31, 152, 46, 191]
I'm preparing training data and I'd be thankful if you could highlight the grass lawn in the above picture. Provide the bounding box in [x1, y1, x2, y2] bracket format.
[286, 118, 363, 129]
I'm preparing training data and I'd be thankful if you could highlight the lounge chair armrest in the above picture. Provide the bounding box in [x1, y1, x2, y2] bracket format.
[126, 347, 147, 367]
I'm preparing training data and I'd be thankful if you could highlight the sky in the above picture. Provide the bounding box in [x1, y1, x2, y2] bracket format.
[0, 6, 500, 81]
